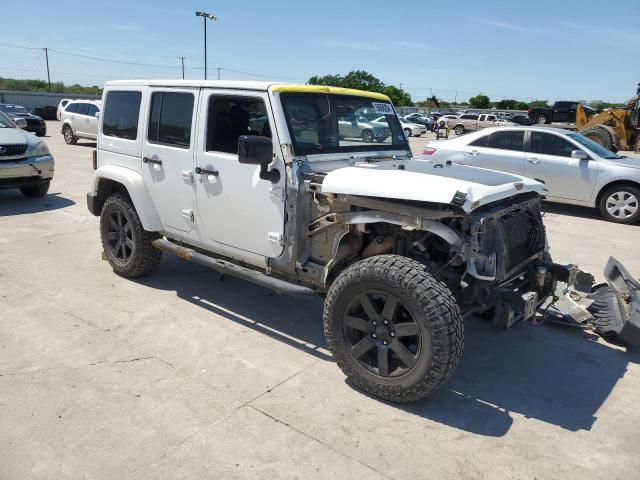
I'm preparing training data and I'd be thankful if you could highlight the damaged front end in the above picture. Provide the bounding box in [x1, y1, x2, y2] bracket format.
[546, 257, 640, 347]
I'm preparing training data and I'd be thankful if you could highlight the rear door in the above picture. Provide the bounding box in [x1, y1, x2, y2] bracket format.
[74, 103, 89, 136]
[524, 131, 598, 201]
[463, 129, 525, 174]
[194, 90, 285, 257]
[85, 104, 100, 139]
[141, 88, 198, 233]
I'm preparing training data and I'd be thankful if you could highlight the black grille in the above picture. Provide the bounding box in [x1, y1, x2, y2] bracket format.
[502, 213, 540, 270]
[26, 118, 44, 126]
[0, 144, 28, 156]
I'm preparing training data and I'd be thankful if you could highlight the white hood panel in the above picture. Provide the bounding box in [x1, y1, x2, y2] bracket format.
[320, 159, 546, 212]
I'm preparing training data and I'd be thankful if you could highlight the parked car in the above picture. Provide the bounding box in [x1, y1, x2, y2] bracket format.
[404, 113, 432, 128]
[528, 101, 596, 125]
[447, 113, 513, 135]
[510, 115, 534, 126]
[338, 114, 390, 142]
[85, 80, 639, 402]
[60, 100, 102, 144]
[419, 126, 640, 223]
[0, 111, 54, 197]
[0, 104, 47, 136]
[435, 114, 457, 126]
[57, 98, 72, 120]
[398, 117, 426, 137]
[33, 106, 58, 120]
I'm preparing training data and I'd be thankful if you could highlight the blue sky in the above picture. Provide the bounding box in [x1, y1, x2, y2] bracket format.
[2, 0, 638, 103]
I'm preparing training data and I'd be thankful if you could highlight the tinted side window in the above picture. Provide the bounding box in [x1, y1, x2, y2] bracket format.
[461, 114, 479, 120]
[66, 103, 77, 113]
[206, 96, 271, 154]
[103, 91, 142, 140]
[488, 131, 524, 151]
[469, 135, 488, 147]
[529, 132, 575, 157]
[86, 104, 99, 116]
[75, 103, 89, 115]
[148, 92, 194, 148]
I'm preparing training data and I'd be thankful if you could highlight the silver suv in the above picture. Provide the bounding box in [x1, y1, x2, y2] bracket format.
[60, 100, 101, 144]
[0, 111, 54, 197]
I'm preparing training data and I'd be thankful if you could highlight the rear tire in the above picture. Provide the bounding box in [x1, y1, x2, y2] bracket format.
[100, 194, 162, 278]
[324, 255, 464, 403]
[581, 126, 615, 151]
[63, 125, 77, 145]
[20, 180, 50, 198]
[598, 184, 640, 224]
[454, 125, 465, 136]
[536, 115, 548, 124]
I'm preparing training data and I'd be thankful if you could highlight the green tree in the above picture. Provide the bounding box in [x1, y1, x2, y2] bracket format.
[307, 70, 412, 106]
[0, 77, 102, 94]
[528, 100, 549, 108]
[468, 95, 491, 109]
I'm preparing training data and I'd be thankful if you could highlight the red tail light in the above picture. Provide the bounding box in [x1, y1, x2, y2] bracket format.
[527, 107, 533, 114]
[92, 150, 97, 170]
[422, 147, 437, 155]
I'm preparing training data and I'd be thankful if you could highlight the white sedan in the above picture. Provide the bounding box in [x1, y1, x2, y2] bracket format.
[417, 126, 640, 224]
[374, 116, 425, 137]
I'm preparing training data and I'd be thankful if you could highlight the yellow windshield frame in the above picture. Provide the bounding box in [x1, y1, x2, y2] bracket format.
[271, 84, 391, 102]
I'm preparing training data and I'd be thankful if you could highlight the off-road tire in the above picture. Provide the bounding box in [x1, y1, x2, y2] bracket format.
[100, 194, 162, 278]
[581, 126, 615, 151]
[598, 184, 640, 224]
[20, 180, 50, 198]
[324, 255, 464, 403]
[63, 125, 77, 145]
[454, 125, 465, 136]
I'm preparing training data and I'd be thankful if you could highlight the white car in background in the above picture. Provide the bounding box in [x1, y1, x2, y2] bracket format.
[418, 126, 640, 224]
[60, 99, 102, 144]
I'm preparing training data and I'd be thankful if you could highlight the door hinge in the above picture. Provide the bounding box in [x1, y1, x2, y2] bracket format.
[267, 232, 284, 246]
[182, 209, 194, 222]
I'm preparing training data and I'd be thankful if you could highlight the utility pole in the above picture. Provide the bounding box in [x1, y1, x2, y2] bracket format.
[454, 90, 458, 104]
[195, 11, 218, 80]
[217, 67, 221, 80]
[43, 48, 51, 91]
[180, 57, 185, 79]
[399, 83, 403, 90]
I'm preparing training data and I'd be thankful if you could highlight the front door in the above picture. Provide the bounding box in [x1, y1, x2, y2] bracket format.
[524, 131, 598, 201]
[194, 90, 285, 257]
[141, 88, 198, 233]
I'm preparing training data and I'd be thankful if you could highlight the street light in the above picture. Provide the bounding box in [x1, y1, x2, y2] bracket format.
[195, 11, 218, 80]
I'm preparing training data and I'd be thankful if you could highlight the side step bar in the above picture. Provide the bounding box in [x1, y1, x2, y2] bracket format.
[152, 238, 316, 298]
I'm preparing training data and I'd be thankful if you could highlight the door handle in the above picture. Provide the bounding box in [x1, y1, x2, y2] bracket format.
[195, 166, 219, 177]
[528, 158, 540, 164]
[469, 150, 480, 156]
[143, 157, 163, 165]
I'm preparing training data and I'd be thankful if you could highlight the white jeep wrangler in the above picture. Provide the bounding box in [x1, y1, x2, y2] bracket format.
[87, 81, 640, 402]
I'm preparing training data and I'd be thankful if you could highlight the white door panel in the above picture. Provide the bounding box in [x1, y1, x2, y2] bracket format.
[463, 147, 525, 175]
[524, 153, 598, 201]
[141, 88, 199, 233]
[194, 90, 285, 258]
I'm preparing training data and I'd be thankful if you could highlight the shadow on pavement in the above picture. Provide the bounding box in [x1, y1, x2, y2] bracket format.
[137, 255, 639, 435]
[74, 141, 97, 148]
[0, 191, 76, 216]
[543, 201, 639, 226]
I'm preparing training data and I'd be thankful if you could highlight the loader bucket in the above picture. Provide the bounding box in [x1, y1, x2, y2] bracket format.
[588, 257, 640, 347]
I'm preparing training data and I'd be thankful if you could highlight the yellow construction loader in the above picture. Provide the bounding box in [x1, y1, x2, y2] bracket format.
[577, 84, 640, 152]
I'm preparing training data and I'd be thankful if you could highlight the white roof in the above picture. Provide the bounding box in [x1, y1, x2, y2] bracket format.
[104, 80, 284, 91]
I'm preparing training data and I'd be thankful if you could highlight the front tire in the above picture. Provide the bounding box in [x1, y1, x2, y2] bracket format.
[581, 126, 615, 151]
[100, 194, 162, 277]
[20, 180, 50, 198]
[361, 129, 374, 143]
[403, 128, 412, 138]
[324, 255, 464, 403]
[598, 185, 640, 224]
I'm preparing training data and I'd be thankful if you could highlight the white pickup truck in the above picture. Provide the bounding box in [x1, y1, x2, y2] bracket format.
[86, 81, 640, 403]
[448, 113, 514, 136]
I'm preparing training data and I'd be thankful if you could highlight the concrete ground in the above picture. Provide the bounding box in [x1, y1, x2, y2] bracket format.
[1, 122, 639, 479]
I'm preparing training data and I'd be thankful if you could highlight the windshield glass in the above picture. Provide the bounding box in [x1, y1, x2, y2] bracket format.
[567, 133, 620, 159]
[280, 93, 408, 155]
[0, 105, 29, 114]
[0, 111, 15, 128]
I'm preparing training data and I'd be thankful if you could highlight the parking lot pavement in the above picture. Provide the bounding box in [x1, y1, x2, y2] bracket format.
[1, 121, 639, 479]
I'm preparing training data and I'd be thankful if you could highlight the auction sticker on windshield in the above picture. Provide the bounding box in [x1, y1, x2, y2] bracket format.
[372, 102, 394, 115]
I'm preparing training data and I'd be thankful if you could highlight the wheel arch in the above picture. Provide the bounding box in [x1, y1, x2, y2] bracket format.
[596, 179, 640, 206]
[92, 165, 162, 231]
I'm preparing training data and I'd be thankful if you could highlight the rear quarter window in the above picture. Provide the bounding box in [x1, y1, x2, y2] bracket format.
[102, 91, 142, 140]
